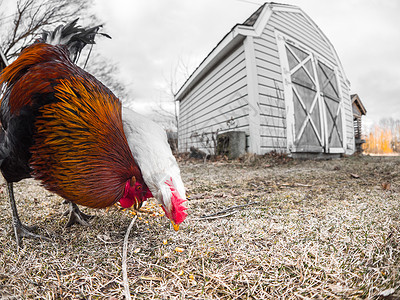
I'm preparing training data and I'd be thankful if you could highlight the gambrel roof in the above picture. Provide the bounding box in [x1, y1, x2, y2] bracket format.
[175, 2, 349, 101]
[242, 3, 266, 26]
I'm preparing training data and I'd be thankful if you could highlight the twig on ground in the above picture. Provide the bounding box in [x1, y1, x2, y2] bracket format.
[149, 263, 187, 297]
[279, 183, 312, 188]
[149, 263, 182, 281]
[199, 201, 259, 219]
[198, 210, 238, 220]
[122, 216, 137, 300]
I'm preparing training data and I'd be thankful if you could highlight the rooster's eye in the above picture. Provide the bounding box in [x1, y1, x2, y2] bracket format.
[136, 185, 142, 191]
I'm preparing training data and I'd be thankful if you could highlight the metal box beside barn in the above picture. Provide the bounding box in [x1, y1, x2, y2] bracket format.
[175, 2, 356, 158]
[217, 131, 247, 159]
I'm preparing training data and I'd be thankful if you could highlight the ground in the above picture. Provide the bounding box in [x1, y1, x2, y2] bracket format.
[0, 155, 399, 299]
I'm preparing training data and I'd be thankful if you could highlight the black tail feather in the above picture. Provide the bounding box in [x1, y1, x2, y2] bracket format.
[41, 18, 111, 64]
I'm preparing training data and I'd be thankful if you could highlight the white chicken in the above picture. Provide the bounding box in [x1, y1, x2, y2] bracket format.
[121, 107, 187, 229]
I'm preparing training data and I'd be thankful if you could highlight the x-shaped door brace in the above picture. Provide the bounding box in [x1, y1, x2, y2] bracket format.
[286, 46, 322, 146]
[318, 63, 339, 98]
[318, 63, 342, 146]
[285, 44, 345, 152]
[292, 86, 322, 145]
[324, 97, 343, 145]
[288, 53, 317, 88]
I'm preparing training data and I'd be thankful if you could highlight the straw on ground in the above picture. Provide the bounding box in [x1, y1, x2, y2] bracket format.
[0, 154, 399, 299]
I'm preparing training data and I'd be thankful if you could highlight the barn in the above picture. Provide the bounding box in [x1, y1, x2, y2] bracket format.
[175, 2, 355, 158]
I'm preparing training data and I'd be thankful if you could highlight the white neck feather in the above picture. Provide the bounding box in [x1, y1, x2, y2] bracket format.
[121, 107, 186, 211]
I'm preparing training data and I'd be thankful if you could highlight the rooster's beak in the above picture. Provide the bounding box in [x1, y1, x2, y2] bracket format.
[171, 220, 179, 231]
[134, 197, 139, 210]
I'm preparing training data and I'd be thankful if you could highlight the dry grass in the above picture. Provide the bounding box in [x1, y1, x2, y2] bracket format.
[0, 155, 399, 299]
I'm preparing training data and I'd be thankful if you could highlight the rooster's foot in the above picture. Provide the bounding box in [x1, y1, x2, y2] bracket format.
[7, 182, 51, 248]
[13, 221, 51, 248]
[65, 202, 94, 227]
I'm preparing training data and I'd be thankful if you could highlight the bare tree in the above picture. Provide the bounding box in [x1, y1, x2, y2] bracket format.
[85, 52, 131, 103]
[0, 0, 92, 61]
[0, 0, 130, 101]
[379, 117, 400, 133]
[152, 56, 194, 131]
[169, 56, 193, 125]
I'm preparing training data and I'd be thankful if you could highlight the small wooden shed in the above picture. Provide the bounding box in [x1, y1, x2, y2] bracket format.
[351, 94, 366, 153]
[175, 2, 355, 157]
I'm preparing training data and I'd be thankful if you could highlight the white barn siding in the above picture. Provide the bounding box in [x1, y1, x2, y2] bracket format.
[339, 73, 355, 153]
[267, 11, 354, 153]
[176, 3, 355, 156]
[253, 22, 287, 152]
[251, 9, 347, 154]
[178, 44, 249, 153]
[257, 9, 354, 154]
[271, 12, 335, 64]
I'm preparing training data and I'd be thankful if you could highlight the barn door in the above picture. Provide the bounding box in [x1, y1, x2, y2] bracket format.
[285, 43, 324, 152]
[278, 36, 345, 154]
[316, 61, 343, 153]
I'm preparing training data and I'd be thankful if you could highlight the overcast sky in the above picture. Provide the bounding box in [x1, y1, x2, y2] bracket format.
[91, 0, 400, 128]
[2, 0, 399, 128]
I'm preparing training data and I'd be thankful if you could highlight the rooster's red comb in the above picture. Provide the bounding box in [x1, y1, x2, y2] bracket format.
[165, 177, 187, 224]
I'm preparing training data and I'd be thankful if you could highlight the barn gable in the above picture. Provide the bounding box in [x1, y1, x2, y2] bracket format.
[176, 2, 355, 157]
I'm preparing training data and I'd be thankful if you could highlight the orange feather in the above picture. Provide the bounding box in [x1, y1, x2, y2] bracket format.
[0, 43, 72, 113]
[29, 76, 140, 208]
[1, 42, 142, 209]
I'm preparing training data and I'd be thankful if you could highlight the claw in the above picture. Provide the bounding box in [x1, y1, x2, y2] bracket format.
[65, 202, 94, 227]
[7, 182, 51, 248]
[14, 222, 51, 248]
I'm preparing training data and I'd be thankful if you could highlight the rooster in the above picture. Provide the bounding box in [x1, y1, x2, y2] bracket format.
[0, 20, 149, 246]
[44, 20, 188, 230]
[122, 107, 187, 230]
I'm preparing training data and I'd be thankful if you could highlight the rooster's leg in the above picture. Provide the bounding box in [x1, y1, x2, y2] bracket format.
[7, 182, 50, 247]
[65, 202, 94, 227]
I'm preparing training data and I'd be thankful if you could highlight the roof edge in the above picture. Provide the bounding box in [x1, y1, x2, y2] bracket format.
[293, 6, 350, 86]
[351, 94, 367, 115]
[175, 27, 247, 101]
[175, 3, 277, 101]
[175, 2, 350, 101]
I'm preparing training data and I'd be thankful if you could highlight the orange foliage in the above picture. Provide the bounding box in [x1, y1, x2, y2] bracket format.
[363, 126, 398, 154]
